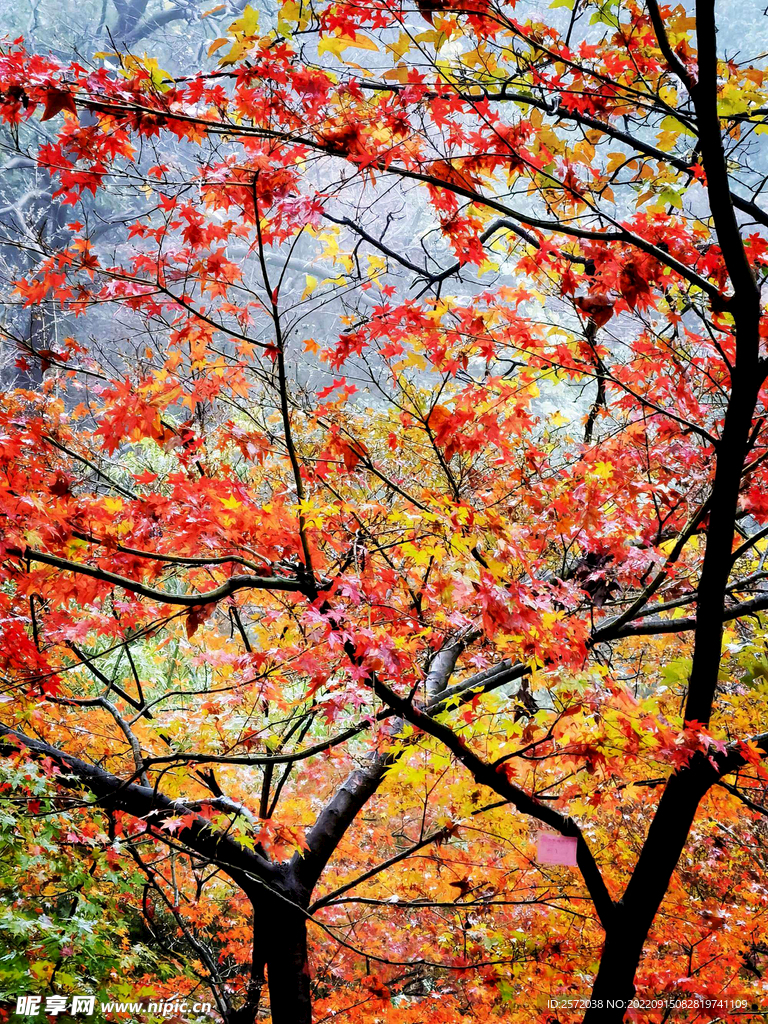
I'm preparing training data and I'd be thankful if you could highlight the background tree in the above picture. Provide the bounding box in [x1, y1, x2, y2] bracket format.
[3, 1, 768, 1022]
[0, 0, 274, 387]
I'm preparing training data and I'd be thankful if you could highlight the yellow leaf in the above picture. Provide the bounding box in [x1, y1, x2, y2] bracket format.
[592, 461, 614, 480]
[317, 32, 379, 57]
[383, 66, 411, 83]
[302, 274, 318, 300]
[659, 114, 696, 139]
[218, 39, 250, 66]
[414, 29, 444, 46]
[229, 3, 259, 35]
[387, 32, 411, 60]
[404, 351, 428, 370]
[278, 0, 309, 35]
[121, 54, 173, 92]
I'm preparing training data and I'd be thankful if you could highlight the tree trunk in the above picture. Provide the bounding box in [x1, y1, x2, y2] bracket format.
[266, 910, 312, 1024]
[583, 759, 718, 1022]
[582, 926, 645, 1022]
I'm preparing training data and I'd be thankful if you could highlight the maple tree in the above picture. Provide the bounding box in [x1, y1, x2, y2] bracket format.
[3, 0, 768, 1020]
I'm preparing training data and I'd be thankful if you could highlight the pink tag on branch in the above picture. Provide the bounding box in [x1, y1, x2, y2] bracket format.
[536, 832, 578, 866]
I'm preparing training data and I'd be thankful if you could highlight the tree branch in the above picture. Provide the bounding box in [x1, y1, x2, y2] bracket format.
[0, 723, 278, 890]
[368, 677, 615, 930]
[15, 547, 306, 604]
[645, 0, 697, 93]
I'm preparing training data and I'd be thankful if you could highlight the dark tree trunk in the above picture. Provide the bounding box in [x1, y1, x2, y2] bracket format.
[266, 910, 312, 1024]
[580, 331, 761, 1019]
[583, 929, 645, 1022]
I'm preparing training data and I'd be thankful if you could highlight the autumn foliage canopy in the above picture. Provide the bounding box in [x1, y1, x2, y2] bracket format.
[2, 0, 768, 1021]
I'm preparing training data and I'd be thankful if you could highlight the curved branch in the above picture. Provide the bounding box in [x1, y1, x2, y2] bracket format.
[600, 591, 768, 639]
[0, 723, 278, 889]
[645, 0, 696, 93]
[369, 677, 615, 930]
[14, 547, 306, 604]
